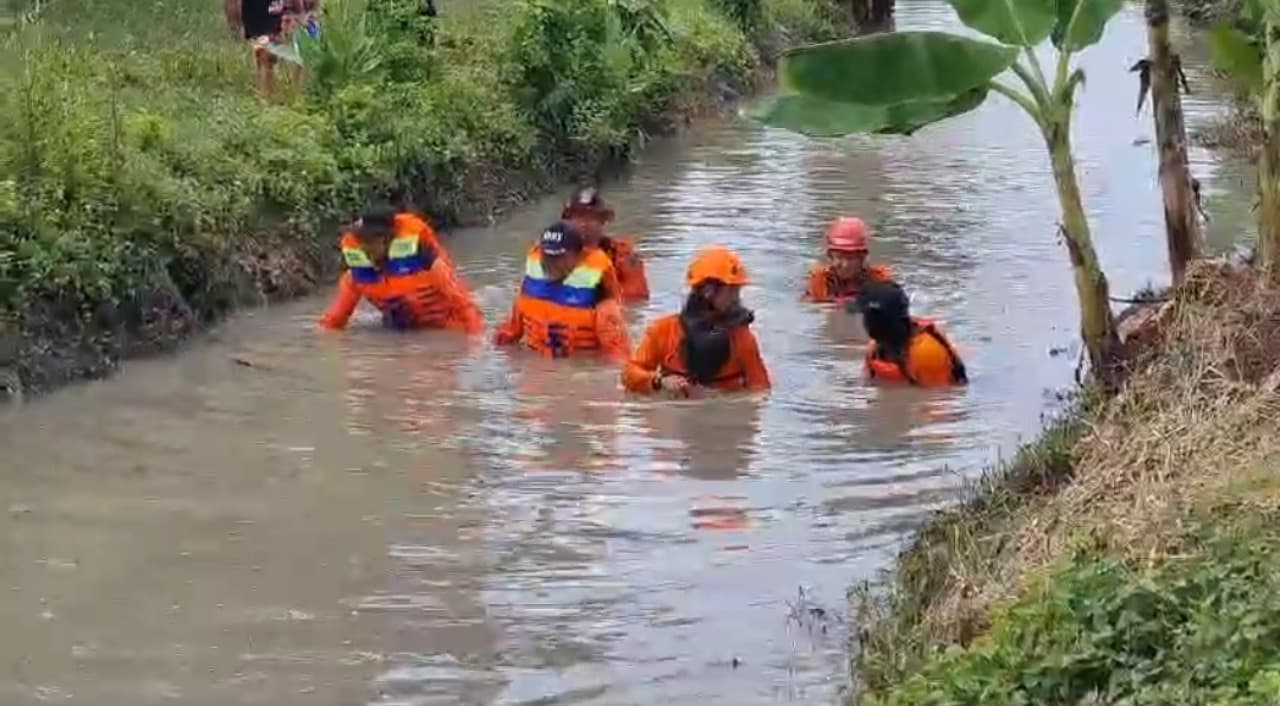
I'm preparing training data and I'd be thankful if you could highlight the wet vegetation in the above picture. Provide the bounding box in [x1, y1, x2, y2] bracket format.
[0, 0, 847, 392]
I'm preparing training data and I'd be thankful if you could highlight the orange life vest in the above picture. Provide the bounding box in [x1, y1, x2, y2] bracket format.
[339, 232, 452, 330]
[865, 318, 967, 386]
[806, 263, 893, 303]
[511, 249, 611, 357]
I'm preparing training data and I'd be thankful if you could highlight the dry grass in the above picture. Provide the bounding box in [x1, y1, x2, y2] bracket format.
[853, 260, 1280, 698]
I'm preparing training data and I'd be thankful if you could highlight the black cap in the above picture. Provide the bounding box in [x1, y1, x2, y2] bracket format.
[540, 220, 584, 257]
[357, 205, 396, 236]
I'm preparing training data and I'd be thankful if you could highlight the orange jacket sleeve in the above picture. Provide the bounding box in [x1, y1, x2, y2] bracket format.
[613, 239, 651, 300]
[804, 266, 831, 302]
[319, 272, 362, 330]
[735, 328, 772, 390]
[493, 292, 523, 345]
[594, 299, 631, 362]
[622, 321, 667, 393]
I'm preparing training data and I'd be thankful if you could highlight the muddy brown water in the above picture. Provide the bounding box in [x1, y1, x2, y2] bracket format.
[0, 4, 1255, 705]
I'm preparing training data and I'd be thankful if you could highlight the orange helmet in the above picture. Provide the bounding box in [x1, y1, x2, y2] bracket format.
[827, 217, 870, 252]
[686, 246, 750, 287]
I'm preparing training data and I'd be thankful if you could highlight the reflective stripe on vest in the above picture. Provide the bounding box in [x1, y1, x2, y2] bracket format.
[342, 245, 380, 284]
[521, 255, 604, 309]
[342, 235, 432, 283]
[513, 255, 606, 356]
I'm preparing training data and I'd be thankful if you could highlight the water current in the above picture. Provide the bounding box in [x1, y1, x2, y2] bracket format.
[0, 2, 1258, 704]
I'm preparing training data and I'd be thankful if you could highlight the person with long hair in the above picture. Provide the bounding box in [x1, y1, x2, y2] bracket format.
[622, 246, 770, 397]
[858, 280, 967, 387]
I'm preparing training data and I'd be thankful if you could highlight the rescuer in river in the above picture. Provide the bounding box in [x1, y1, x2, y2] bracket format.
[623, 245, 770, 396]
[319, 206, 483, 333]
[804, 216, 893, 303]
[494, 220, 630, 360]
[561, 187, 651, 301]
[858, 280, 967, 387]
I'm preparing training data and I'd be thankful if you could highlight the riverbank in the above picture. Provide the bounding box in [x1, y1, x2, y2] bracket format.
[850, 260, 1280, 703]
[0, 0, 847, 398]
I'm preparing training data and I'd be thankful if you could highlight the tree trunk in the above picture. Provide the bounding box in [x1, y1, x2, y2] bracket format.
[1259, 22, 1280, 280]
[850, 0, 894, 34]
[1145, 0, 1200, 285]
[1046, 123, 1124, 390]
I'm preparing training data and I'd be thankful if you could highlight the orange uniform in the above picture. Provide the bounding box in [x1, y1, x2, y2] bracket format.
[623, 314, 771, 394]
[319, 231, 483, 333]
[602, 237, 650, 300]
[393, 212, 453, 269]
[864, 318, 966, 387]
[804, 263, 893, 303]
[494, 248, 630, 360]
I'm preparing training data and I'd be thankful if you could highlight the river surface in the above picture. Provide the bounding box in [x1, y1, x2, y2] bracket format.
[0, 3, 1254, 705]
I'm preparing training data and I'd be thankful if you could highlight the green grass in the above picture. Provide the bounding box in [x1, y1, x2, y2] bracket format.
[865, 515, 1280, 706]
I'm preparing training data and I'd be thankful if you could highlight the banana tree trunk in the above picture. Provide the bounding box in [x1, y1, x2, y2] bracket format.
[1259, 22, 1280, 280]
[1145, 0, 1200, 285]
[1045, 122, 1124, 389]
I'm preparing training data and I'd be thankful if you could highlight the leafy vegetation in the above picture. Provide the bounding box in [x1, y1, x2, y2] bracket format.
[866, 523, 1280, 706]
[0, 0, 843, 389]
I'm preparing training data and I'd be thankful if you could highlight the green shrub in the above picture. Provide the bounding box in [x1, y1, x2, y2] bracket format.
[504, 0, 685, 160]
[667, 0, 757, 89]
[712, 0, 766, 34]
[0, 33, 344, 317]
[866, 526, 1280, 706]
[763, 0, 844, 43]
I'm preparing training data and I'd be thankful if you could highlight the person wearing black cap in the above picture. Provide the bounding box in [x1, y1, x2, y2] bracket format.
[494, 220, 630, 360]
[561, 186, 650, 300]
[857, 280, 967, 387]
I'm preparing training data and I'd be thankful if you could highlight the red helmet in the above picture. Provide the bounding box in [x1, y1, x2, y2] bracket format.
[827, 217, 870, 252]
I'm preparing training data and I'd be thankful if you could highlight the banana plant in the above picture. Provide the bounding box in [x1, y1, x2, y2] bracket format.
[1134, 0, 1200, 286]
[1209, 0, 1280, 280]
[750, 0, 1128, 388]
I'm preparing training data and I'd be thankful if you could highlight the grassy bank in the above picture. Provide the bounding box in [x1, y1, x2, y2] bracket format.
[0, 0, 847, 397]
[851, 261, 1280, 704]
